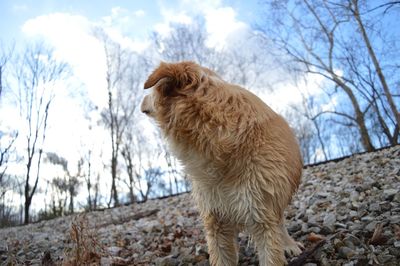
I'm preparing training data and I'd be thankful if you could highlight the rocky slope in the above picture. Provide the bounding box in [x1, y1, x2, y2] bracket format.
[1, 145, 399, 265]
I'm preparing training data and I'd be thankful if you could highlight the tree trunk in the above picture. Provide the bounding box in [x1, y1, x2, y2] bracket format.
[87, 180, 92, 211]
[352, 1, 400, 133]
[0, 65, 3, 97]
[111, 157, 119, 206]
[129, 185, 135, 203]
[333, 76, 375, 152]
[69, 190, 74, 214]
[24, 197, 30, 224]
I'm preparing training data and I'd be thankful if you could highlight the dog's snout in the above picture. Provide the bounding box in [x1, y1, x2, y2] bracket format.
[141, 95, 153, 116]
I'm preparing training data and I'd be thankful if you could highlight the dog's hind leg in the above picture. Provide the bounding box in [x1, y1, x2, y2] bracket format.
[203, 213, 239, 266]
[281, 222, 304, 257]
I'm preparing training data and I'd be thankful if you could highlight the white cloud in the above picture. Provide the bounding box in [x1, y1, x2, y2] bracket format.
[203, 7, 248, 49]
[22, 13, 108, 109]
[154, 9, 193, 37]
[154, 0, 248, 49]
[259, 72, 327, 114]
[134, 9, 146, 17]
[13, 4, 28, 12]
[179, 0, 222, 10]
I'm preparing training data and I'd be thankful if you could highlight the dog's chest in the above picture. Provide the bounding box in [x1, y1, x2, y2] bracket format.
[191, 180, 252, 224]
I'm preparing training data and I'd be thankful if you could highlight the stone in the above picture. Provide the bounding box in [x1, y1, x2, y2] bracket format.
[320, 226, 333, 235]
[366, 221, 381, 233]
[155, 256, 179, 266]
[393, 193, 400, 203]
[338, 247, 355, 259]
[379, 201, 391, 212]
[383, 189, 398, 200]
[288, 223, 302, 233]
[323, 213, 336, 227]
[100, 257, 113, 266]
[333, 239, 345, 249]
[360, 216, 374, 222]
[369, 203, 380, 212]
[349, 211, 358, 218]
[377, 254, 394, 264]
[343, 234, 361, 247]
[307, 226, 321, 234]
[389, 215, 400, 224]
[107, 246, 122, 256]
[388, 247, 400, 257]
[335, 223, 347, 229]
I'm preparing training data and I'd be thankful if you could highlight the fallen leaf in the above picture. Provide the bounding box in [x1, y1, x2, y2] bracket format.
[394, 224, 400, 240]
[160, 242, 172, 253]
[307, 232, 325, 242]
[288, 239, 326, 266]
[369, 223, 387, 245]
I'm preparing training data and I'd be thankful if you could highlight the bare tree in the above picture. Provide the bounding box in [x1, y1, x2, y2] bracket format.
[140, 167, 164, 202]
[348, 0, 399, 142]
[95, 29, 148, 207]
[0, 136, 18, 199]
[0, 42, 14, 99]
[0, 43, 17, 211]
[121, 130, 140, 204]
[82, 150, 94, 210]
[261, 0, 399, 154]
[13, 43, 68, 224]
[286, 92, 332, 164]
[152, 19, 217, 66]
[121, 125, 166, 202]
[46, 152, 81, 214]
[152, 19, 271, 90]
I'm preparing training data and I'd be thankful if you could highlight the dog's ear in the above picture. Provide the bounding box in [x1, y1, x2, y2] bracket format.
[144, 61, 201, 96]
[144, 62, 172, 89]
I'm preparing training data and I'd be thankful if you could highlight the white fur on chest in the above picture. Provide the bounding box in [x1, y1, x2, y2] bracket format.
[191, 178, 254, 225]
[169, 138, 256, 225]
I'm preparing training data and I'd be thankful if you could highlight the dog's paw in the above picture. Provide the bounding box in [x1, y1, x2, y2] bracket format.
[284, 241, 304, 257]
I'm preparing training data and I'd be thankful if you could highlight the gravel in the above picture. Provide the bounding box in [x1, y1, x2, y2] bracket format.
[1, 145, 399, 265]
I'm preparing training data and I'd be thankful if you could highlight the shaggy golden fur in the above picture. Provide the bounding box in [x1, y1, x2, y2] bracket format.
[141, 61, 303, 266]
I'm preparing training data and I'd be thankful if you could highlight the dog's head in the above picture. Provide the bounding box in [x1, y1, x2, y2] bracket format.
[141, 61, 216, 124]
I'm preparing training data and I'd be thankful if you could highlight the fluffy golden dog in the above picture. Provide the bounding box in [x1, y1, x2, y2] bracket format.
[141, 61, 303, 265]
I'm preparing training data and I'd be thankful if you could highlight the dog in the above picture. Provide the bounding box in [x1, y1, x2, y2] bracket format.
[141, 61, 303, 265]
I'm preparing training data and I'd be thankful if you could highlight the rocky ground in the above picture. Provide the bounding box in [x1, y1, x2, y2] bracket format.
[1, 145, 399, 265]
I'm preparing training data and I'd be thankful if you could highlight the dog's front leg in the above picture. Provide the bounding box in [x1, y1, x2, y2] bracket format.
[248, 222, 286, 266]
[203, 213, 239, 266]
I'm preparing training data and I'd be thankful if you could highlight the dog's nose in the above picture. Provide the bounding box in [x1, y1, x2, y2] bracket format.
[141, 95, 152, 115]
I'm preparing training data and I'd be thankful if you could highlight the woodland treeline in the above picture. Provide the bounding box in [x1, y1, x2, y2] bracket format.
[0, 0, 398, 227]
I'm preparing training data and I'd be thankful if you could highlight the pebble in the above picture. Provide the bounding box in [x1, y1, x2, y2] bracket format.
[107, 246, 122, 256]
[389, 215, 400, 224]
[0, 145, 400, 265]
[369, 203, 380, 212]
[323, 213, 336, 227]
[365, 221, 379, 232]
[383, 189, 398, 199]
[338, 247, 355, 259]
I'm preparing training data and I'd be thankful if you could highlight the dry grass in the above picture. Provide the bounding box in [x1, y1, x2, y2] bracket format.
[62, 214, 107, 266]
